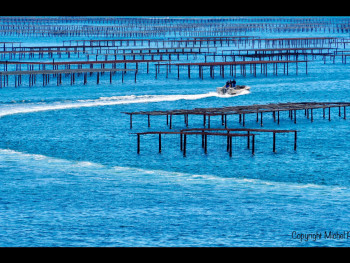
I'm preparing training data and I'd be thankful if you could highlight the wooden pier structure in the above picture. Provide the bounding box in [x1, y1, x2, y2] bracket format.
[134, 127, 297, 156]
[0, 58, 169, 87]
[250, 37, 341, 48]
[0, 17, 349, 88]
[126, 102, 350, 156]
[0, 67, 137, 87]
[1, 17, 349, 37]
[155, 60, 308, 79]
[125, 102, 350, 129]
[217, 47, 337, 62]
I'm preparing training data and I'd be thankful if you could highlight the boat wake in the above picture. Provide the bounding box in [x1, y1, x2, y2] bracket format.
[0, 91, 249, 118]
[0, 148, 345, 192]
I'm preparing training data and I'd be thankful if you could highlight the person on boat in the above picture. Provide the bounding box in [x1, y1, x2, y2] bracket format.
[231, 79, 236, 87]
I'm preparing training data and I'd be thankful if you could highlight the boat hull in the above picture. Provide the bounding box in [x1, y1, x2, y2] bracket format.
[217, 85, 250, 95]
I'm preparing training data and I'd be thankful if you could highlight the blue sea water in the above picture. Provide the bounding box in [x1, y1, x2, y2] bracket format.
[1, 17, 350, 247]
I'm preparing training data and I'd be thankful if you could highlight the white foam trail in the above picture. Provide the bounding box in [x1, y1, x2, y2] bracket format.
[0, 91, 249, 118]
[0, 148, 345, 192]
[0, 149, 344, 194]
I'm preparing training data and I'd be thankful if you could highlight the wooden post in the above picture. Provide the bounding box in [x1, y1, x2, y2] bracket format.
[158, 134, 162, 153]
[137, 134, 140, 154]
[202, 130, 205, 149]
[252, 134, 255, 155]
[247, 131, 250, 149]
[226, 130, 230, 151]
[294, 131, 297, 151]
[306, 61, 308, 74]
[273, 132, 276, 152]
[183, 134, 187, 157]
[130, 114, 133, 129]
[229, 135, 232, 157]
[180, 133, 183, 151]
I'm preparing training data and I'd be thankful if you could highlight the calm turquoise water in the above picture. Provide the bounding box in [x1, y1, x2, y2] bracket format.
[1, 17, 350, 247]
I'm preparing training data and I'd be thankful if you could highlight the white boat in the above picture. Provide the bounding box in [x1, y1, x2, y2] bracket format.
[217, 84, 250, 95]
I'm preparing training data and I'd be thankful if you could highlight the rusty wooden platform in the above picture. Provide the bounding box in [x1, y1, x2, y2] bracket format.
[124, 102, 350, 129]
